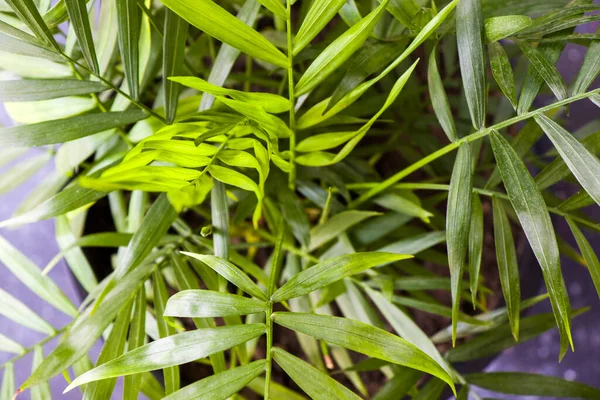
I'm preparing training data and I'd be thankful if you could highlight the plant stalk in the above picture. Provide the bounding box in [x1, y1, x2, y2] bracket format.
[286, 0, 297, 190]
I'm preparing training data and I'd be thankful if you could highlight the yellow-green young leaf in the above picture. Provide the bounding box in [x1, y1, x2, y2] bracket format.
[217, 96, 291, 138]
[272, 252, 412, 303]
[492, 198, 521, 341]
[163, 10, 189, 124]
[535, 114, 600, 207]
[488, 42, 517, 110]
[468, 194, 484, 306]
[484, 15, 532, 42]
[428, 47, 456, 142]
[0, 79, 106, 102]
[566, 218, 600, 299]
[295, 0, 391, 96]
[490, 130, 572, 359]
[65, 324, 266, 392]
[257, 0, 286, 19]
[296, 0, 459, 130]
[0, 288, 55, 335]
[272, 312, 456, 395]
[0, 235, 76, 317]
[272, 348, 362, 400]
[116, 0, 141, 98]
[465, 372, 600, 399]
[296, 130, 358, 153]
[123, 287, 147, 400]
[293, 0, 347, 55]
[374, 192, 432, 223]
[65, 0, 99, 73]
[0, 363, 14, 400]
[457, 0, 487, 130]
[180, 253, 267, 301]
[165, 290, 267, 317]
[309, 211, 379, 251]
[167, 175, 213, 212]
[0, 110, 147, 147]
[172, 77, 290, 114]
[159, 0, 287, 68]
[383, 0, 419, 27]
[296, 60, 418, 167]
[518, 41, 567, 104]
[0, 184, 106, 227]
[446, 308, 586, 363]
[572, 27, 600, 95]
[5, 0, 58, 49]
[22, 261, 155, 389]
[163, 360, 267, 400]
[446, 143, 473, 346]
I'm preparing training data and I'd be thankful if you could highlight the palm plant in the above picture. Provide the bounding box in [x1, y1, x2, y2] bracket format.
[1, 0, 600, 398]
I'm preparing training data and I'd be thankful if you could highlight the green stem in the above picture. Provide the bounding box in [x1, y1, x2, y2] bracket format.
[349, 88, 600, 208]
[264, 302, 274, 400]
[286, 0, 297, 190]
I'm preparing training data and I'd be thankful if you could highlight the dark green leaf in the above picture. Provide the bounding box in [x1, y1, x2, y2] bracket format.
[309, 211, 379, 251]
[378, 231, 446, 255]
[159, 0, 287, 68]
[492, 197, 521, 340]
[272, 348, 362, 400]
[272, 312, 456, 394]
[488, 42, 517, 110]
[490, 130, 572, 358]
[123, 287, 147, 400]
[518, 41, 567, 104]
[277, 187, 310, 248]
[116, 0, 141, 98]
[163, 10, 189, 124]
[163, 360, 267, 400]
[165, 290, 267, 317]
[466, 372, 600, 399]
[0, 79, 106, 102]
[566, 218, 600, 299]
[5, 0, 58, 49]
[271, 252, 412, 302]
[65, 324, 266, 390]
[65, 0, 99, 73]
[0, 110, 147, 147]
[413, 378, 445, 400]
[446, 143, 473, 345]
[428, 46, 457, 142]
[0, 32, 63, 61]
[572, 27, 600, 95]
[469, 194, 484, 305]
[484, 15, 532, 42]
[457, 0, 487, 130]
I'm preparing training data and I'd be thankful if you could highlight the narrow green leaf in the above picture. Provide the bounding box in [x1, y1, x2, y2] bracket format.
[392, 295, 488, 326]
[0, 152, 51, 195]
[535, 114, 600, 207]
[180, 253, 267, 301]
[165, 290, 267, 317]
[484, 15, 532, 42]
[492, 198, 521, 340]
[572, 27, 600, 95]
[65, 0, 99, 73]
[558, 190, 595, 212]
[566, 218, 600, 299]
[272, 312, 456, 394]
[272, 348, 362, 400]
[0, 32, 63, 61]
[293, 0, 347, 55]
[159, 0, 287, 68]
[0, 334, 24, 354]
[518, 41, 568, 104]
[65, 324, 266, 391]
[0, 288, 55, 335]
[488, 42, 517, 110]
[383, 0, 419, 27]
[83, 300, 132, 399]
[309, 211, 379, 251]
[0, 184, 106, 227]
[272, 252, 412, 302]
[140, 372, 166, 400]
[5, 0, 58, 49]
[56, 215, 97, 293]
[256, 0, 286, 19]
[0, 234, 76, 317]
[413, 378, 445, 400]
[163, 360, 267, 400]
[0, 79, 105, 102]
[447, 143, 473, 346]
[172, 77, 290, 114]
[466, 372, 600, 399]
[0, 363, 14, 400]
[378, 231, 446, 255]
[123, 287, 147, 400]
[277, 187, 310, 248]
[490, 130, 572, 358]
[428, 46, 457, 142]
[295, 0, 391, 96]
[22, 261, 155, 389]
[469, 194, 484, 306]
[0, 109, 147, 147]
[456, 0, 487, 130]
[372, 367, 421, 400]
[116, 0, 141, 98]
[163, 10, 189, 124]
[30, 347, 51, 400]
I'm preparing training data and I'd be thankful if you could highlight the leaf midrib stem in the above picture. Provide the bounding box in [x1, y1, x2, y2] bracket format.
[286, 0, 297, 190]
